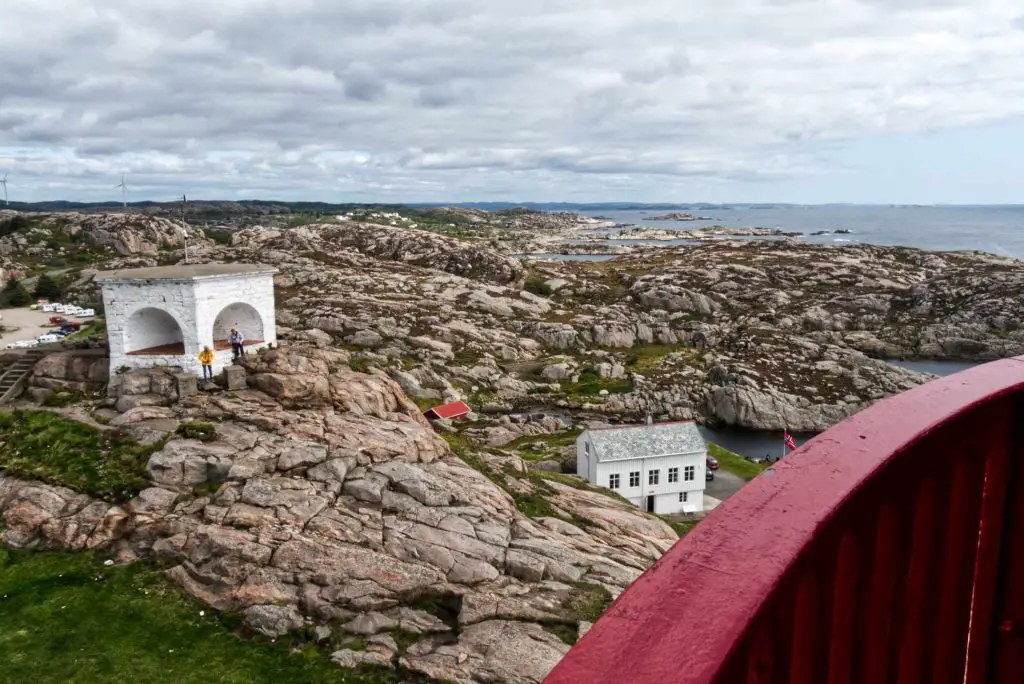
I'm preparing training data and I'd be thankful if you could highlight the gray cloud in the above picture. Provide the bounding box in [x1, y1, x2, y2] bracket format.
[1, 0, 1023, 201]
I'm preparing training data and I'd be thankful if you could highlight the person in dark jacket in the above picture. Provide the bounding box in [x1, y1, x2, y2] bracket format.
[229, 328, 244, 360]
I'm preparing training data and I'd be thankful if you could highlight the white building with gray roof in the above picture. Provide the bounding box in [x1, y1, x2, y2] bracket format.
[577, 421, 707, 515]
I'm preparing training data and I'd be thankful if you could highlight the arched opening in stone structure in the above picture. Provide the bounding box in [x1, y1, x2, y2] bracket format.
[125, 307, 186, 355]
[212, 302, 265, 351]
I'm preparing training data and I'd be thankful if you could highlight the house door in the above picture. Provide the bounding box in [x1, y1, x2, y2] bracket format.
[646, 495, 655, 513]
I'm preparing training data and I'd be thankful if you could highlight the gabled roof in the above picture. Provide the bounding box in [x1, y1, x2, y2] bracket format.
[585, 421, 706, 462]
[425, 401, 472, 420]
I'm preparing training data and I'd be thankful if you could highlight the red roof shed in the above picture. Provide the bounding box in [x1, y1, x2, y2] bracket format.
[424, 401, 472, 421]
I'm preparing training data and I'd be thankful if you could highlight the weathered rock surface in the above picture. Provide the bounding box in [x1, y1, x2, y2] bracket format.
[187, 225, 1020, 430]
[0, 210, 207, 257]
[1, 345, 674, 684]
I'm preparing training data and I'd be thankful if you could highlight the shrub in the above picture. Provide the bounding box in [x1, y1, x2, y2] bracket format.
[0, 279, 32, 308]
[0, 215, 29, 237]
[33, 274, 64, 301]
[524, 278, 553, 297]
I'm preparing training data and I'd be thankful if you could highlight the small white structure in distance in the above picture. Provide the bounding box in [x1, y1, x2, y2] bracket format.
[96, 263, 277, 379]
[576, 421, 707, 515]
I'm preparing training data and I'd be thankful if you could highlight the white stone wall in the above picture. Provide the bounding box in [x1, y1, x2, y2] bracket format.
[102, 272, 277, 379]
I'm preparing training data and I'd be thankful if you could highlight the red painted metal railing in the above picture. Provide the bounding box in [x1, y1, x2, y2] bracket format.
[546, 357, 1024, 684]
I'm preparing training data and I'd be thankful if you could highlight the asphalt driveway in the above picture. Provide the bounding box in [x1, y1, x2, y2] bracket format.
[705, 469, 747, 502]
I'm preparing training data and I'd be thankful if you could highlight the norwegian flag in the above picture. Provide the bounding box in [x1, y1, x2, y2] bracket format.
[784, 431, 797, 451]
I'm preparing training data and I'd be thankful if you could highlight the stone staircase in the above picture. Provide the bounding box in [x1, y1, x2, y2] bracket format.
[0, 350, 46, 405]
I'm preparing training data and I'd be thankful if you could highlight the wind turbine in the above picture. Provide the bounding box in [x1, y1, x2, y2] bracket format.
[115, 174, 128, 208]
[0, 174, 7, 206]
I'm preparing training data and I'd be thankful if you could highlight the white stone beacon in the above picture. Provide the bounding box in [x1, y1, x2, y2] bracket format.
[95, 263, 278, 378]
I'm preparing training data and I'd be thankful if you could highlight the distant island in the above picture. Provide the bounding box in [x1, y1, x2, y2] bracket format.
[644, 212, 716, 222]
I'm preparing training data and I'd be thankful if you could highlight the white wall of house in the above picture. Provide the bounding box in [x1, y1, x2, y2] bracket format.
[577, 433, 706, 515]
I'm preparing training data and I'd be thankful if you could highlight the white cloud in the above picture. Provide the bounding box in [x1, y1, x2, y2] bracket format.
[1, 0, 1023, 201]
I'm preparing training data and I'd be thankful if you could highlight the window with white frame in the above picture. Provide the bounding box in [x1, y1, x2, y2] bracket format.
[668, 467, 679, 483]
[684, 465, 696, 481]
[629, 471, 640, 487]
[679, 492, 688, 503]
[649, 469, 660, 485]
[609, 473, 620, 489]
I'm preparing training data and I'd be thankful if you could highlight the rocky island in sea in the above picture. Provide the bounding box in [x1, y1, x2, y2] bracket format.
[642, 212, 715, 221]
[2, 203, 1023, 683]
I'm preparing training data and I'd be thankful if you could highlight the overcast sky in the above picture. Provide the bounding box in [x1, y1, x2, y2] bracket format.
[2, 0, 1024, 204]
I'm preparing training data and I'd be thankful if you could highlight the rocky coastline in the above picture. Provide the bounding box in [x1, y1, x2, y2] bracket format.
[3, 206, 1024, 682]
[41, 211, 1024, 433]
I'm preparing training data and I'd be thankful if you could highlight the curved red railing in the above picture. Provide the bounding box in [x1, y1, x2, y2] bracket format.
[546, 357, 1024, 684]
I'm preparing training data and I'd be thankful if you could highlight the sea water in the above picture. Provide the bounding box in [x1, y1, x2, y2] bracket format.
[579, 205, 1024, 258]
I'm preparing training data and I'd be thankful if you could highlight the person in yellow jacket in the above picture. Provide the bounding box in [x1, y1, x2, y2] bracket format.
[198, 345, 215, 380]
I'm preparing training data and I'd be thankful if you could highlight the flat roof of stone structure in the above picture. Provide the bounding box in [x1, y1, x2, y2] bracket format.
[94, 263, 277, 282]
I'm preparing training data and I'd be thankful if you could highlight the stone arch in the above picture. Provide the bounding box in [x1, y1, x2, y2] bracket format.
[213, 302, 265, 348]
[125, 307, 186, 355]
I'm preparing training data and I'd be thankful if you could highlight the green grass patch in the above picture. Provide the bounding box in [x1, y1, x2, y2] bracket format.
[540, 622, 579, 645]
[565, 582, 613, 623]
[659, 517, 699, 538]
[0, 410, 160, 502]
[708, 442, 767, 481]
[559, 377, 633, 397]
[506, 428, 581, 460]
[40, 387, 87, 408]
[539, 582, 614, 645]
[523, 278, 553, 297]
[177, 422, 216, 442]
[0, 548, 401, 683]
[409, 395, 437, 412]
[512, 491, 560, 518]
[623, 344, 698, 373]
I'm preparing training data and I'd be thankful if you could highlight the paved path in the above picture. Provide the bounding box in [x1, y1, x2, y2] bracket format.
[705, 469, 747, 502]
[0, 308, 58, 347]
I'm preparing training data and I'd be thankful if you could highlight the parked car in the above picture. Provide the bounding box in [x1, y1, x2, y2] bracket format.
[37, 333, 61, 344]
[706, 469, 715, 482]
[50, 315, 67, 325]
[77, 308, 96, 317]
[60, 322, 81, 332]
[706, 454, 719, 471]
